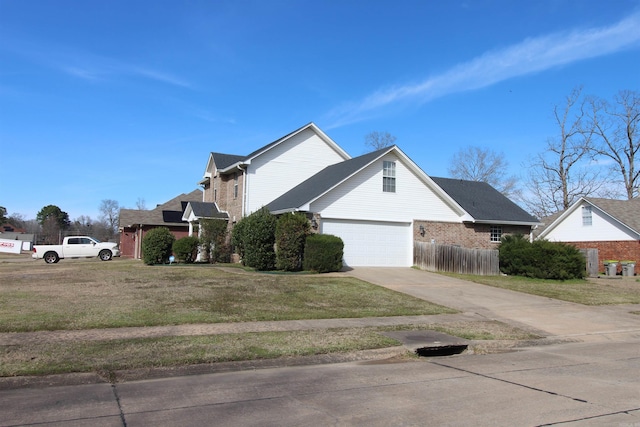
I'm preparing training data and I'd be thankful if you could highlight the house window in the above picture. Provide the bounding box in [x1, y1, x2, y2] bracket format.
[233, 173, 238, 199]
[582, 206, 592, 226]
[214, 186, 217, 202]
[383, 161, 396, 193]
[490, 225, 502, 242]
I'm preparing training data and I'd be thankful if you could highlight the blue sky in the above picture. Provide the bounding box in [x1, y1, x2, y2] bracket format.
[1, 0, 639, 221]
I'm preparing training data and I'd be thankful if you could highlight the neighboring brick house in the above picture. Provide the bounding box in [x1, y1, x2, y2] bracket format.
[536, 197, 640, 274]
[118, 190, 209, 259]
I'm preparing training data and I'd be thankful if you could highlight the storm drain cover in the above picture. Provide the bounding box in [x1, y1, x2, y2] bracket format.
[382, 330, 469, 357]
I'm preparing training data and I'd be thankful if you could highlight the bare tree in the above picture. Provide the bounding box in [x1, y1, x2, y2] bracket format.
[448, 146, 519, 197]
[99, 199, 120, 239]
[70, 215, 94, 236]
[364, 131, 396, 151]
[136, 197, 147, 210]
[587, 90, 639, 199]
[524, 87, 606, 218]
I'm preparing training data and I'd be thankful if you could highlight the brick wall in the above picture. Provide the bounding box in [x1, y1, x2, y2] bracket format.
[413, 221, 532, 250]
[568, 240, 640, 274]
[211, 171, 244, 223]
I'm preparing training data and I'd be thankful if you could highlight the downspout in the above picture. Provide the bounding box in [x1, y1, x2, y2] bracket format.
[239, 165, 247, 218]
[138, 226, 143, 259]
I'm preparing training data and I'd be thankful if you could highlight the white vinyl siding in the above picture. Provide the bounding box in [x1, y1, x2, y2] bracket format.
[245, 128, 348, 214]
[322, 219, 411, 267]
[545, 203, 637, 242]
[311, 154, 461, 224]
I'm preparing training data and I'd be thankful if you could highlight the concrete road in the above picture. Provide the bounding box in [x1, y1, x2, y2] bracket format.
[2, 341, 639, 426]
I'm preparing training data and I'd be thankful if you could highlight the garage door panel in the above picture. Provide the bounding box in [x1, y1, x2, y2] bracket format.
[321, 220, 411, 267]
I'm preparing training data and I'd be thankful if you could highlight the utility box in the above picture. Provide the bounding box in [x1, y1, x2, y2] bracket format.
[603, 260, 618, 276]
[621, 261, 636, 277]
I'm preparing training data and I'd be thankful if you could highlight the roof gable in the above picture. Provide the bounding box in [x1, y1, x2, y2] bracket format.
[538, 197, 640, 239]
[586, 197, 640, 234]
[266, 146, 466, 217]
[244, 122, 350, 164]
[205, 123, 351, 178]
[182, 202, 229, 221]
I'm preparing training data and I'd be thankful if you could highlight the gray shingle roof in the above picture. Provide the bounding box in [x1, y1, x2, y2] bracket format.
[430, 177, 539, 224]
[266, 146, 392, 213]
[188, 202, 228, 219]
[119, 190, 202, 228]
[211, 153, 245, 170]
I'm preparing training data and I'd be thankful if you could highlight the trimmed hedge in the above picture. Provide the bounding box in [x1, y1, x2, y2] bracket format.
[276, 213, 310, 271]
[172, 236, 200, 263]
[233, 207, 277, 271]
[499, 234, 585, 280]
[303, 234, 344, 273]
[142, 227, 175, 265]
[200, 218, 230, 263]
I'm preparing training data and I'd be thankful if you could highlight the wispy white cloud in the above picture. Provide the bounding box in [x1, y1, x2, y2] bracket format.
[131, 67, 192, 88]
[56, 56, 193, 89]
[1, 37, 192, 89]
[325, 11, 640, 129]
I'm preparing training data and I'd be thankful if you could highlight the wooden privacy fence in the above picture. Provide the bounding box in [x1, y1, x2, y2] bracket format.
[579, 248, 599, 277]
[414, 242, 500, 276]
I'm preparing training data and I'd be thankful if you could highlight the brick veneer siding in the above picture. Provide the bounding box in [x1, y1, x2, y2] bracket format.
[567, 240, 640, 274]
[413, 220, 532, 250]
[206, 171, 244, 224]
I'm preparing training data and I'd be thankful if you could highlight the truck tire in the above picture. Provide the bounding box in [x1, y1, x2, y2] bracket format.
[44, 252, 59, 264]
[99, 249, 113, 261]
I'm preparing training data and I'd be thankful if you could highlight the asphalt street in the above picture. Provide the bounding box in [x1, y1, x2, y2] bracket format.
[2, 267, 639, 426]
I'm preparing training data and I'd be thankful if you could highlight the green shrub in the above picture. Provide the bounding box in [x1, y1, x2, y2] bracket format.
[142, 227, 175, 265]
[237, 207, 277, 271]
[303, 234, 344, 273]
[172, 236, 200, 263]
[200, 219, 229, 263]
[276, 213, 311, 271]
[499, 235, 585, 280]
[230, 217, 248, 260]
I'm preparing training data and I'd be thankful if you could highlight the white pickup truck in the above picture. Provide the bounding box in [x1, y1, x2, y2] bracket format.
[32, 236, 121, 264]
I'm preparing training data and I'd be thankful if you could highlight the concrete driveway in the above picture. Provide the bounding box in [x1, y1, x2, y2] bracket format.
[347, 267, 640, 342]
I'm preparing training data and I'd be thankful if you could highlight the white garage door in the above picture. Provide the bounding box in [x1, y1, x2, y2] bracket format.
[321, 219, 412, 267]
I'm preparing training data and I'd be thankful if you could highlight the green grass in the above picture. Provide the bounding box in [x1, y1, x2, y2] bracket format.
[0, 259, 456, 332]
[444, 273, 640, 305]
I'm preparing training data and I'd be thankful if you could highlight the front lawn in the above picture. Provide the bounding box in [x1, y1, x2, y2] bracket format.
[0, 259, 455, 333]
[446, 273, 640, 305]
